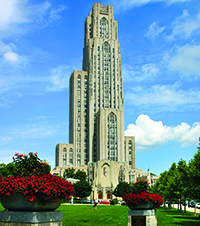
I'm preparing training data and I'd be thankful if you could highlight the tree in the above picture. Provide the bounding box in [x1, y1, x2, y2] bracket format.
[73, 180, 92, 199]
[112, 181, 131, 197]
[74, 169, 87, 181]
[152, 163, 179, 208]
[0, 163, 7, 177]
[63, 168, 91, 199]
[130, 180, 150, 193]
[63, 168, 75, 179]
[152, 171, 169, 207]
[175, 159, 189, 212]
[63, 168, 87, 181]
[188, 146, 200, 200]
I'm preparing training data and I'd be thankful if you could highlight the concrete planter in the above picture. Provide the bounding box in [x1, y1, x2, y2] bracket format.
[1, 192, 61, 211]
[128, 209, 157, 226]
[129, 200, 154, 210]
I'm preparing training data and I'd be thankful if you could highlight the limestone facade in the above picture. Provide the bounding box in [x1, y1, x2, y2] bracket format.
[51, 3, 150, 200]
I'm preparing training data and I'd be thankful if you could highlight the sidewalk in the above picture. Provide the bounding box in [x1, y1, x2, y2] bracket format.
[172, 204, 200, 214]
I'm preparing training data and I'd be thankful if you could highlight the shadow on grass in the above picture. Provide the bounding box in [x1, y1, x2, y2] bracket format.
[159, 207, 200, 226]
[173, 216, 200, 226]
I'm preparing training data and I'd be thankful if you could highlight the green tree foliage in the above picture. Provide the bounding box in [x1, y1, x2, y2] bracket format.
[63, 167, 91, 199]
[63, 168, 87, 181]
[130, 180, 150, 193]
[0, 163, 8, 177]
[113, 181, 131, 197]
[63, 167, 76, 179]
[74, 169, 87, 181]
[152, 143, 200, 212]
[152, 171, 168, 198]
[165, 163, 180, 200]
[188, 145, 200, 200]
[0, 153, 50, 177]
[73, 180, 92, 199]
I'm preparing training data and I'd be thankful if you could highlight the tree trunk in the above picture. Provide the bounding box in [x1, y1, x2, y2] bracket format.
[180, 197, 182, 212]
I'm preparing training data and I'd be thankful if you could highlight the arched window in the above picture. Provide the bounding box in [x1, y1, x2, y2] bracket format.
[107, 112, 117, 161]
[63, 148, 67, 166]
[98, 190, 103, 199]
[69, 148, 73, 165]
[102, 42, 111, 108]
[100, 18, 109, 38]
[84, 75, 88, 165]
[129, 141, 132, 168]
[107, 191, 111, 199]
[77, 75, 81, 166]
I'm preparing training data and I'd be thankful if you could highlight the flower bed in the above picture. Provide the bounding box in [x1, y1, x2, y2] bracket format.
[0, 152, 74, 207]
[123, 191, 163, 209]
[0, 174, 74, 205]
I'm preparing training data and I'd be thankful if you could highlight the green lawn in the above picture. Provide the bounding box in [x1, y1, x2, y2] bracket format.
[1, 203, 200, 225]
[157, 207, 200, 226]
[58, 204, 128, 226]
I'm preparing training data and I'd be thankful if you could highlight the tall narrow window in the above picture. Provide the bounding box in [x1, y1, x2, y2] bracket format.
[107, 112, 117, 161]
[84, 75, 88, 165]
[77, 75, 81, 166]
[102, 42, 111, 108]
[63, 148, 67, 166]
[100, 18, 109, 38]
[129, 141, 132, 168]
[69, 148, 73, 165]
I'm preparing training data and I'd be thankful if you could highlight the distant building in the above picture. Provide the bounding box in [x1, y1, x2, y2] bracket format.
[51, 3, 150, 200]
[150, 175, 160, 186]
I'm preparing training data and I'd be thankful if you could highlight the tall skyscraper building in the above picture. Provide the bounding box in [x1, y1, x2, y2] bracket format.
[52, 3, 150, 200]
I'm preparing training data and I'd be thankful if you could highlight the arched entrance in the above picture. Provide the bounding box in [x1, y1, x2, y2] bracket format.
[106, 191, 111, 200]
[97, 190, 103, 200]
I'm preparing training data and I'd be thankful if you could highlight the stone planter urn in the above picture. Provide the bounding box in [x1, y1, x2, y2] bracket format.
[1, 192, 61, 211]
[128, 200, 154, 210]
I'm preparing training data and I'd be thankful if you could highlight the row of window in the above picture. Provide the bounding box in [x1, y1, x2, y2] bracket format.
[62, 148, 73, 166]
[107, 112, 118, 161]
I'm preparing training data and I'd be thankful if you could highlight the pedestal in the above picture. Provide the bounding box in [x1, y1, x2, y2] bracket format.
[0, 211, 62, 226]
[128, 209, 157, 226]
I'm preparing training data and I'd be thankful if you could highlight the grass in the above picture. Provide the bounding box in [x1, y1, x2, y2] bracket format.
[1, 203, 200, 225]
[57, 204, 128, 226]
[157, 207, 200, 226]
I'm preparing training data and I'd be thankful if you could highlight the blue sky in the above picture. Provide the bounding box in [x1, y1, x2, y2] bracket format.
[0, 0, 200, 175]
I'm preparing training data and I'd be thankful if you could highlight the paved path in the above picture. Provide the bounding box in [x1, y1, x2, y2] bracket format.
[172, 204, 200, 214]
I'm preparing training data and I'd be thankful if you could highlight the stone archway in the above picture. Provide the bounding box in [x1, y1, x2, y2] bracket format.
[106, 190, 111, 200]
[97, 190, 103, 200]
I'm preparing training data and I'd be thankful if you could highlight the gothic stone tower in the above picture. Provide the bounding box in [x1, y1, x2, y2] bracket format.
[52, 3, 150, 200]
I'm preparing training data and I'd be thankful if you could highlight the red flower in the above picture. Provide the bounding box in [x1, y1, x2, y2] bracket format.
[0, 174, 74, 205]
[123, 192, 164, 209]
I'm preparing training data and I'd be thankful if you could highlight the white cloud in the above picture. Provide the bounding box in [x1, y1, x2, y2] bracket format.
[3, 51, 20, 64]
[0, 0, 28, 30]
[168, 44, 200, 79]
[0, 41, 27, 66]
[125, 114, 200, 151]
[168, 10, 200, 40]
[109, 0, 191, 12]
[124, 83, 200, 111]
[0, 0, 66, 36]
[123, 63, 159, 82]
[0, 136, 13, 145]
[31, 1, 66, 28]
[19, 126, 55, 139]
[145, 22, 165, 39]
[0, 41, 13, 54]
[46, 65, 72, 91]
